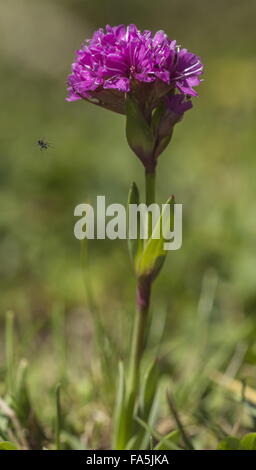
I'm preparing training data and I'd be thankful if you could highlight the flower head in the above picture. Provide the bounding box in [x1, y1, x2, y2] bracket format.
[67, 24, 203, 169]
[67, 24, 203, 111]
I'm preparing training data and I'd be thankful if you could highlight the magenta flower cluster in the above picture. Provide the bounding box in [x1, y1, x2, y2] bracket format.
[67, 24, 203, 115]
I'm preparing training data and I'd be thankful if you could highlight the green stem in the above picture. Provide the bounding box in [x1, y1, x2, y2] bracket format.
[145, 171, 156, 239]
[124, 170, 156, 446]
[145, 171, 156, 206]
[128, 277, 152, 397]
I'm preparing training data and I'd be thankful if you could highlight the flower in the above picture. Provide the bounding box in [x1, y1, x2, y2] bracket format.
[67, 24, 203, 169]
[67, 24, 203, 113]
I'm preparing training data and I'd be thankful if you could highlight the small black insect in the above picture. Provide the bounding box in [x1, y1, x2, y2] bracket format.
[37, 139, 52, 151]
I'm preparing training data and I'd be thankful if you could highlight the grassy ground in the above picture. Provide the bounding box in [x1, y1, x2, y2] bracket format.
[0, 0, 256, 449]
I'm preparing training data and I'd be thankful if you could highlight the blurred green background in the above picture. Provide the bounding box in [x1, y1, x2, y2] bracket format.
[0, 0, 256, 449]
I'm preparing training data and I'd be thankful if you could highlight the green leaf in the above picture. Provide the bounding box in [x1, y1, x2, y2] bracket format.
[217, 436, 240, 450]
[112, 362, 126, 450]
[125, 94, 155, 162]
[136, 195, 175, 279]
[0, 441, 18, 450]
[125, 434, 142, 450]
[135, 416, 179, 450]
[127, 182, 143, 262]
[239, 433, 256, 450]
[154, 430, 180, 450]
[139, 381, 162, 450]
[14, 359, 30, 425]
[139, 360, 159, 417]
